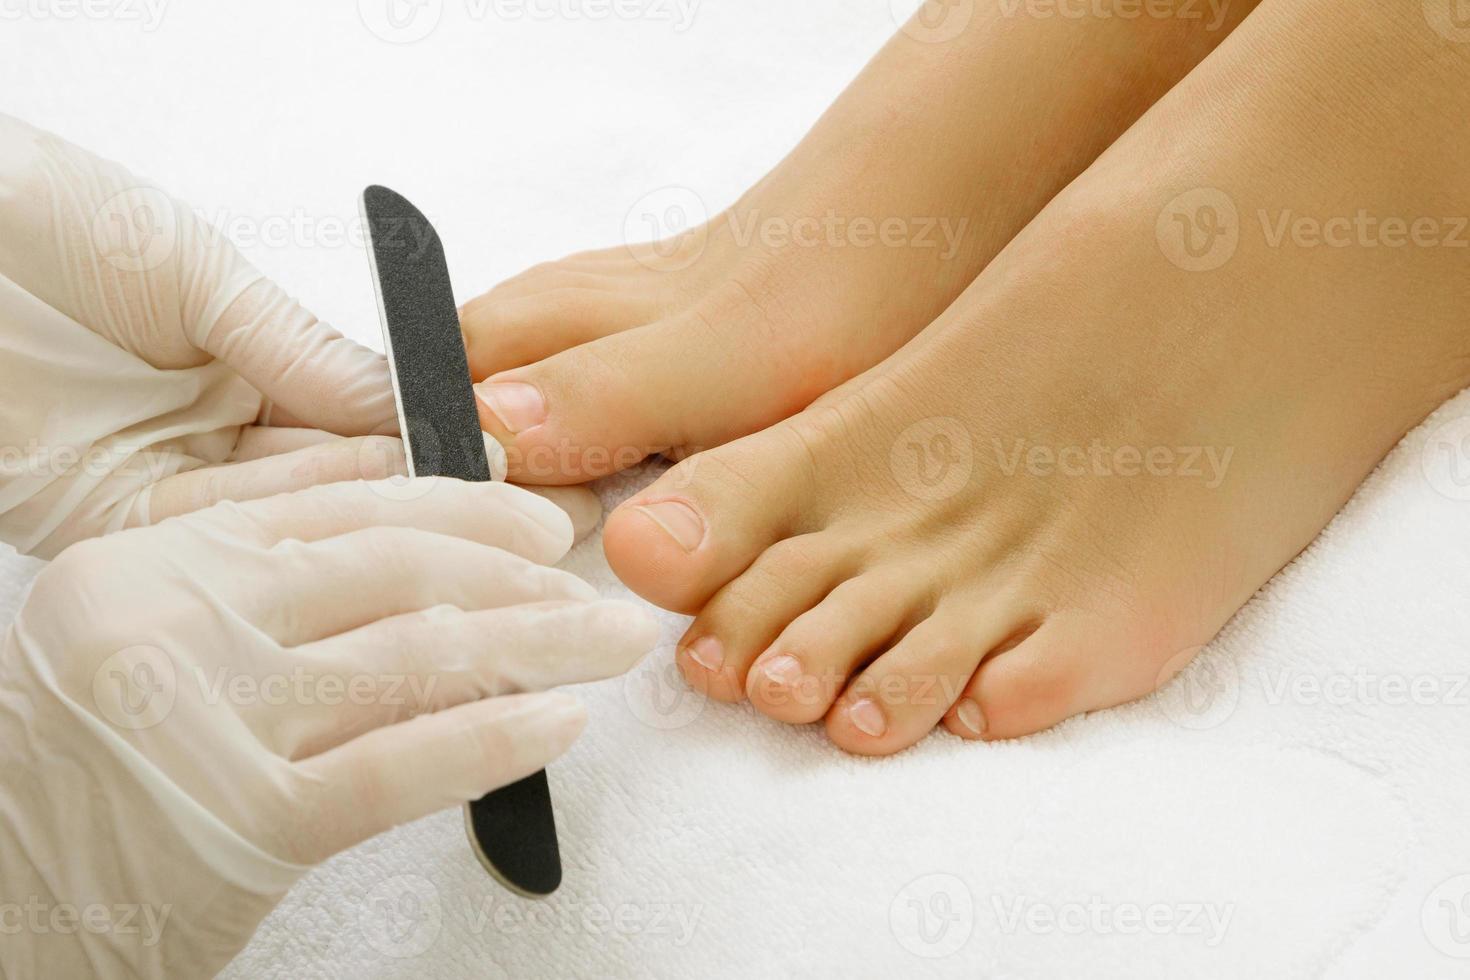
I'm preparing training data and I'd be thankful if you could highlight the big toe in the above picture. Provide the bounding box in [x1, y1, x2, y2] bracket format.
[602, 424, 818, 614]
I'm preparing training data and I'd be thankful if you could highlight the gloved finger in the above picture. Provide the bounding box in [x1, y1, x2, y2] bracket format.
[264, 598, 657, 761]
[201, 478, 573, 566]
[230, 426, 342, 462]
[519, 485, 602, 543]
[235, 423, 508, 482]
[290, 691, 585, 864]
[203, 277, 400, 438]
[136, 436, 407, 526]
[241, 527, 597, 647]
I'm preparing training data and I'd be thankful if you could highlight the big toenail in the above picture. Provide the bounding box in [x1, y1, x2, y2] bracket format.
[686, 636, 724, 673]
[476, 381, 547, 434]
[757, 654, 803, 688]
[955, 698, 987, 737]
[636, 500, 706, 552]
[848, 698, 887, 738]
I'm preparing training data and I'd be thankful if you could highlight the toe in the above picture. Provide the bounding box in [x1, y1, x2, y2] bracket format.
[675, 533, 849, 702]
[745, 570, 915, 725]
[461, 287, 657, 379]
[825, 604, 1018, 757]
[477, 282, 816, 484]
[942, 616, 1118, 742]
[603, 425, 818, 613]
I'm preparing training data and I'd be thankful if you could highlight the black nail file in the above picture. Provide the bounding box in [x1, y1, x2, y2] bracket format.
[361, 184, 562, 898]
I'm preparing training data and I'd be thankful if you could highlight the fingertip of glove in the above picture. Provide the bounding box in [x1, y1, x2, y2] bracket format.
[588, 599, 661, 667]
[473, 481, 576, 561]
[520, 690, 588, 747]
[482, 432, 509, 482]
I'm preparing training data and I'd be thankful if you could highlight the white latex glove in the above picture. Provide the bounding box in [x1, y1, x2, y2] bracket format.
[0, 477, 657, 979]
[0, 113, 560, 558]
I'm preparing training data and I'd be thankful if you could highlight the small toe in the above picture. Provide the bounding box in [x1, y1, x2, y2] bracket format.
[943, 617, 1117, 742]
[745, 570, 915, 725]
[825, 605, 1015, 756]
[675, 533, 849, 702]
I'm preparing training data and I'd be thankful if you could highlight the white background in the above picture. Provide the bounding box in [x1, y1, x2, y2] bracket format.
[4, 2, 1470, 978]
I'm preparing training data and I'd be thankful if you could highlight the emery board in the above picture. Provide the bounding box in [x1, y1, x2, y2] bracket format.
[361, 184, 563, 897]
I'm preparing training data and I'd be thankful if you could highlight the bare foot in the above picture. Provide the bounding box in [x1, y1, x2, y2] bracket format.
[465, 2, 1257, 483]
[601, 0, 1470, 754]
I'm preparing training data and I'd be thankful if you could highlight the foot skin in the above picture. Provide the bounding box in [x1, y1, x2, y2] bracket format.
[465, 4, 1256, 484]
[603, 1, 1470, 755]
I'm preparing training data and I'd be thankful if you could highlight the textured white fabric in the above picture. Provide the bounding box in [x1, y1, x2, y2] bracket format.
[0, 478, 657, 978]
[3, 2, 1469, 977]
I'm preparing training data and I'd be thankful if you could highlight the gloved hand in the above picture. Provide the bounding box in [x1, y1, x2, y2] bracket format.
[0, 112, 426, 557]
[0, 476, 657, 979]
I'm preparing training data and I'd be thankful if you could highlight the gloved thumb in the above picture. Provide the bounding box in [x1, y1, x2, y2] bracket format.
[202, 274, 400, 437]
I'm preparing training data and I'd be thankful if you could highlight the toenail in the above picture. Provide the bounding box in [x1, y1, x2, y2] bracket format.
[848, 698, 887, 738]
[635, 500, 706, 552]
[756, 654, 803, 688]
[476, 381, 547, 434]
[955, 698, 987, 738]
[686, 636, 724, 673]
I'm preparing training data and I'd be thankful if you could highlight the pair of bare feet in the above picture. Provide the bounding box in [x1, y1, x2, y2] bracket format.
[464, 0, 1470, 756]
